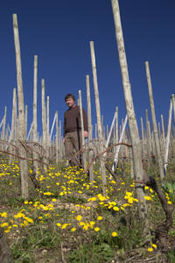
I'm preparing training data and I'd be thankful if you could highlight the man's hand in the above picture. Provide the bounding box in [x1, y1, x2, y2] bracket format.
[63, 138, 65, 144]
[84, 131, 88, 138]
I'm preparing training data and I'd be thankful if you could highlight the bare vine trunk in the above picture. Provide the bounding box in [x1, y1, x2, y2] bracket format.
[0, 228, 14, 263]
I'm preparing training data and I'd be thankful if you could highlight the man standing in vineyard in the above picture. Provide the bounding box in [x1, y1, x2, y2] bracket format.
[63, 93, 88, 168]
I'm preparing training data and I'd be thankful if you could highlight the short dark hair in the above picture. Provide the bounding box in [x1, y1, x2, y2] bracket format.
[64, 93, 75, 102]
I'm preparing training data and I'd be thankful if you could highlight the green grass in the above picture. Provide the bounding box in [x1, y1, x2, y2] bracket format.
[0, 156, 175, 262]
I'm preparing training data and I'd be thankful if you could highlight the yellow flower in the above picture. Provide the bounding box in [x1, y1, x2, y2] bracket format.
[56, 223, 61, 227]
[1, 222, 9, 227]
[14, 212, 25, 218]
[76, 215, 82, 221]
[71, 227, 76, 232]
[148, 247, 153, 252]
[113, 206, 119, 211]
[4, 227, 11, 233]
[97, 216, 103, 221]
[43, 192, 53, 196]
[52, 199, 57, 202]
[144, 196, 153, 201]
[89, 221, 95, 229]
[24, 217, 34, 224]
[94, 227, 100, 232]
[0, 212, 7, 218]
[112, 232, 118, 237]
[61, 223, 69, 229]
[152, 243, 157, 249]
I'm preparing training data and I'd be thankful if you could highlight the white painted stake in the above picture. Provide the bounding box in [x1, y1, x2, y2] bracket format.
[56, 111, 59, 164]
[27, 122, 33, 140]
[145, 61, 164, 180]
[86, 74, 93, 182]
[111, 0, 149, 226]
[79, 90, 86, 169]
[112, 114, 127, 171]
[13, 13, 28, 199]
[50, 112, 57, 141]
[105, 111, 116, 149]
[90, 41, 106, 191]
[164, 97, 173, 172]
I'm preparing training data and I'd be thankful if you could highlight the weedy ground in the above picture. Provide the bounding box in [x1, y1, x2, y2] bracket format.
[0, 155, 175, 262]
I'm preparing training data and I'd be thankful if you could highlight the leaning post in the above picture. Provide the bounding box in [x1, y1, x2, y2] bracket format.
[90, 41, 107, 193]
[111, 0, 149, 228]
[145, 61, 164, 180]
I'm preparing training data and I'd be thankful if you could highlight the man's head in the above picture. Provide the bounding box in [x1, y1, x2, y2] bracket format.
[65, 93, 76, 108]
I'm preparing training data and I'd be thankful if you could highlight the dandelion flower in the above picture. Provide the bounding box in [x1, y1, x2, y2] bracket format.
[76, 215, 82, 221]
[112, 232, 118, 237]
[97, 216, 103, 221]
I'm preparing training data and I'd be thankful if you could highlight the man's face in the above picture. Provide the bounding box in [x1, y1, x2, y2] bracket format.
[66, 97, 75, 108]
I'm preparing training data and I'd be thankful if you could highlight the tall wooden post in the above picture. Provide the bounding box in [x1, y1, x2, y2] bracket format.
[164, 97, 173, 172]
[90, 41, 106, 192]
[145, 109, 152, 162]
[59, 120, 63, 158]
[9, 88, 17, 143]
[2, 106, 7, 141]
[115, 106, 118, 143]
[55, 111, 59, 164]
[141, 117, 145, 158]
[13, 13, 28, 199]
[112, 115, 127, 171]
[25, 105, 27, 139]
[47, 96, 50, 149]
[41, 79, 47, 169]
[161, 114, 165, 155]
[79, 90, 86, 169]
[145, 61, 164, 180]
[33, 55, 39, 172]
[86, 74, 93, 182]
[111, 0, 149, 226]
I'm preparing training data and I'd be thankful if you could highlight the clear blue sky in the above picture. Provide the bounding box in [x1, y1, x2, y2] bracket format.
[0, 0, 175, 136]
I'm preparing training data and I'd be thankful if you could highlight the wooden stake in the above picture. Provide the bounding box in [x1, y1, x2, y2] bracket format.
[79, 90, 86, 169]
[41, 79, 47, 169]
[164, 97, 173, 172]
[145, 61, 164, 180]
[25, 105, 27, 139]
[13, 13, 28, 199]
[90, 41, 106, 192]
[111, 0, 149, 226]
[56, 111, 59, 164]
[86, 74, 93, 182]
